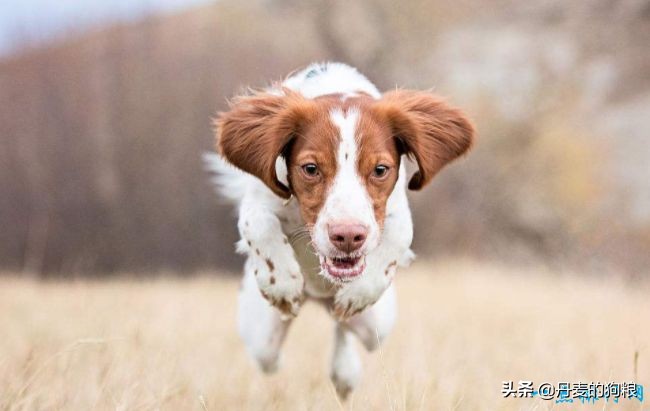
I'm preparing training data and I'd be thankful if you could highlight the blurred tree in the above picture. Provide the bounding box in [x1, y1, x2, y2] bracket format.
[1, 0, 648, 276]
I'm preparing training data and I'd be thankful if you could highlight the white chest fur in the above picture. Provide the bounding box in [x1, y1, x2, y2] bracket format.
[279, 200, 338, 298]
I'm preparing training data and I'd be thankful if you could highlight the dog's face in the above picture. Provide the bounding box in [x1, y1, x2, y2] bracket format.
[217, 89, 474, 282]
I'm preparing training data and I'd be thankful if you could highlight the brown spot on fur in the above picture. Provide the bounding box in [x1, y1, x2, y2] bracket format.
[276, 298, 292, 314]
[254, 269, 258, 276]
[255, 248, 260, 256]
[247, 240, 252, 246]
[385, 260, 398, 276]
[269, 276, 275, 285]
[283, 238, 288, 244]
[265, 258, 275, 271]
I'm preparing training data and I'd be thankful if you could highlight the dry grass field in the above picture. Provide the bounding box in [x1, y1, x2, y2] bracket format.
[1, 260, 648, 411]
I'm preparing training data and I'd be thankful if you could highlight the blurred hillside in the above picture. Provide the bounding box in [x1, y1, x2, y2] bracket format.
[1, 0, 649, 276]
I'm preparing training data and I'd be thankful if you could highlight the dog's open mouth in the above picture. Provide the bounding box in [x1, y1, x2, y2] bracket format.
[321, 255, 366, 281]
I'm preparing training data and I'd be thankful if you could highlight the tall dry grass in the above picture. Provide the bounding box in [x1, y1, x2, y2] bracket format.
[1, 260, 648, 410]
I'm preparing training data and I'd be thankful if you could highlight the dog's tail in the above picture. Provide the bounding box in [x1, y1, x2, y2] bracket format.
[203, 152, 248, 204]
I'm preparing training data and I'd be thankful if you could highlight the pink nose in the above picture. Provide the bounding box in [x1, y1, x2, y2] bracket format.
[328, 222, 368, 253]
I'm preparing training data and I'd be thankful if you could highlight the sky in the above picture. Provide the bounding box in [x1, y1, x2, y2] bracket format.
[0, 0, 214, 55]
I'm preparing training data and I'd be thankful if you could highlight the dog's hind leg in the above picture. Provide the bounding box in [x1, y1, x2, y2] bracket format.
[330, 324, 362, 399]
[344, 282, 397, 351]
[329, 284, 396, 398]
[237, 261, 292, 373]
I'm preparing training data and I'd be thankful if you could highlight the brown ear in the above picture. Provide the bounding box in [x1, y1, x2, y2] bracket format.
[373, 90, 475, 190]
[215, 89, 315, 198]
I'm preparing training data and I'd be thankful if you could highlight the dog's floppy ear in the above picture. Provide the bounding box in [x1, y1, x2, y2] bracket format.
[373, 90, 475, 190]
[215, 89, 315, 198]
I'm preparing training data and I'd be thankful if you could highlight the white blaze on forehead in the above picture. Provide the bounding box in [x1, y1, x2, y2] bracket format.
[312, 108, 379, 256]
[331, 108, 359, 168]
[328, 108, 374, 225]
[330, 108, 364, 217]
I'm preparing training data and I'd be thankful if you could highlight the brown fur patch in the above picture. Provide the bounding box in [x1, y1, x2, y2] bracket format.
[265, 258, 275, 271]
[371, 90, 475, 190]
[285, 95, 341, 225]
[356, 106, 402, 226]
[216, 89, 322, 198]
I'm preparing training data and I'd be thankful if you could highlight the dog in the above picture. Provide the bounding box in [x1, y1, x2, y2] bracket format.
[205, 62, 474, 398]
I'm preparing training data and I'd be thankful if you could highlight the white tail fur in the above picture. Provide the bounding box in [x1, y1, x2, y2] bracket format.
[202, 152, 249, 203]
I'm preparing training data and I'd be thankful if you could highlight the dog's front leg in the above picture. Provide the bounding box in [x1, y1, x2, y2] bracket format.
[332, 208, 414, 321]
[332, 247, 408, 320]
[238, 192, 305, 318]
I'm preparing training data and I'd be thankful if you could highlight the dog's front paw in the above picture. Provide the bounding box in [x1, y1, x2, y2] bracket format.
[257, 266, 305, 318]
[332, 273, 389, 321]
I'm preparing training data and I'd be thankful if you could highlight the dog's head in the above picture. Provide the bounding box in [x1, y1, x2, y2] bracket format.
[216, 88, 474, 282]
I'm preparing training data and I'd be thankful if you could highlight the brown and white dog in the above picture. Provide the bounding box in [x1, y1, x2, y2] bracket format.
[205, 62, 474, 397]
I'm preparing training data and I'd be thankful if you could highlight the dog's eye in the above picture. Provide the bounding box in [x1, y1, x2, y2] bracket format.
[373, 165, 389, 179]
[301, 163, 319, 177]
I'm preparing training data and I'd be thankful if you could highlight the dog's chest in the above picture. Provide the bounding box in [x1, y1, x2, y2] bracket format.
[279, 201, 337, 298]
